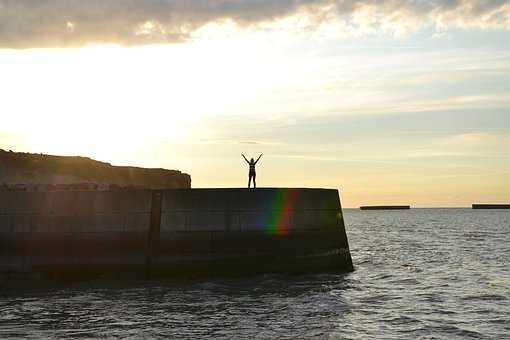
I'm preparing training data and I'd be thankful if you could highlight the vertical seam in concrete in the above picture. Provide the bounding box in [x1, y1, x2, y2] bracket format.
[146, 191, 162, 279]
[23, 211, 33, 272]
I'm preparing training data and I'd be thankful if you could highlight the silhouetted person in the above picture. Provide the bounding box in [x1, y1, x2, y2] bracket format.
[242, 154, 262, 188]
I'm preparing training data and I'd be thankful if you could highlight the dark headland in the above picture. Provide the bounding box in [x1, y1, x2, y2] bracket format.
[360, 205, 411, 210]
[0, 149, 191, 190]
[472, 204, 510, 209]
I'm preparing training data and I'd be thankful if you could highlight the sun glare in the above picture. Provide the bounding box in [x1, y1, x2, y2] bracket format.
[0, 28, 295, 164]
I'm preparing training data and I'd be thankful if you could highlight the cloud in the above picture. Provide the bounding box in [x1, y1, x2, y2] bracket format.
[449, 132, 510, 145]
[239, 141, 262, 145]
[0, 0, 509, 48]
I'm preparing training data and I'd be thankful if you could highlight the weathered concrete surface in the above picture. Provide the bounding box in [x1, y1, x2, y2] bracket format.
[0, 188, 353, 283]
[0, 190, 152, 282]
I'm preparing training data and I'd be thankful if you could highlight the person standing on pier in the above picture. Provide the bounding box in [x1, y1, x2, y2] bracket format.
[242, 154, 262, 188]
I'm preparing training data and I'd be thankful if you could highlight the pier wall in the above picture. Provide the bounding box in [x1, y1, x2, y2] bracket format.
[0, 188, 352, 281]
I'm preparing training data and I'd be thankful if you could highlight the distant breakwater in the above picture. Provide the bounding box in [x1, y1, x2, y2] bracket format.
[0, 188, 353, 283]
[360, 205, 411, 210]
[472, 204, 510, 209]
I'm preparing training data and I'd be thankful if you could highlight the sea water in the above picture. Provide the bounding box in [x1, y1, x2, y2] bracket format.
[1, 208, 509, 339]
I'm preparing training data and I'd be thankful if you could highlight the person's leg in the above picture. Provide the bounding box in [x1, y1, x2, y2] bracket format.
[248, 173, 252, 188]
[253, 173, 256, 188]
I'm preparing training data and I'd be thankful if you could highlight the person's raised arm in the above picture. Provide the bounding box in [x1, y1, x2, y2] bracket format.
[255, 154, 263, 164]
[242, 154, 249, 164]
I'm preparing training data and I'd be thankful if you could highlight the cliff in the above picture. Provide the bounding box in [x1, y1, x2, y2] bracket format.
[0, 149, 191, 189]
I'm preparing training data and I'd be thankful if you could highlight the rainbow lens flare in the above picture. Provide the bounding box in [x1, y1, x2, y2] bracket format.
[265, 189, 299, 236]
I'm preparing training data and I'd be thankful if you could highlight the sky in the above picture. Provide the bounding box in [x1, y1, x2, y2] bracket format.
[0, 0, 509, 207]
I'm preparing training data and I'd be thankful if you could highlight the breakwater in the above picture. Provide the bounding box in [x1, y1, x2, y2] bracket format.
[472, 204, 510, 209]
[360, 205, 410, 210]
[0, 188, 352, 282]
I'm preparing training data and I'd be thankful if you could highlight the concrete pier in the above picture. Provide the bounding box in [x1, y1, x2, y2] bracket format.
[0, 188, 353, 282]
